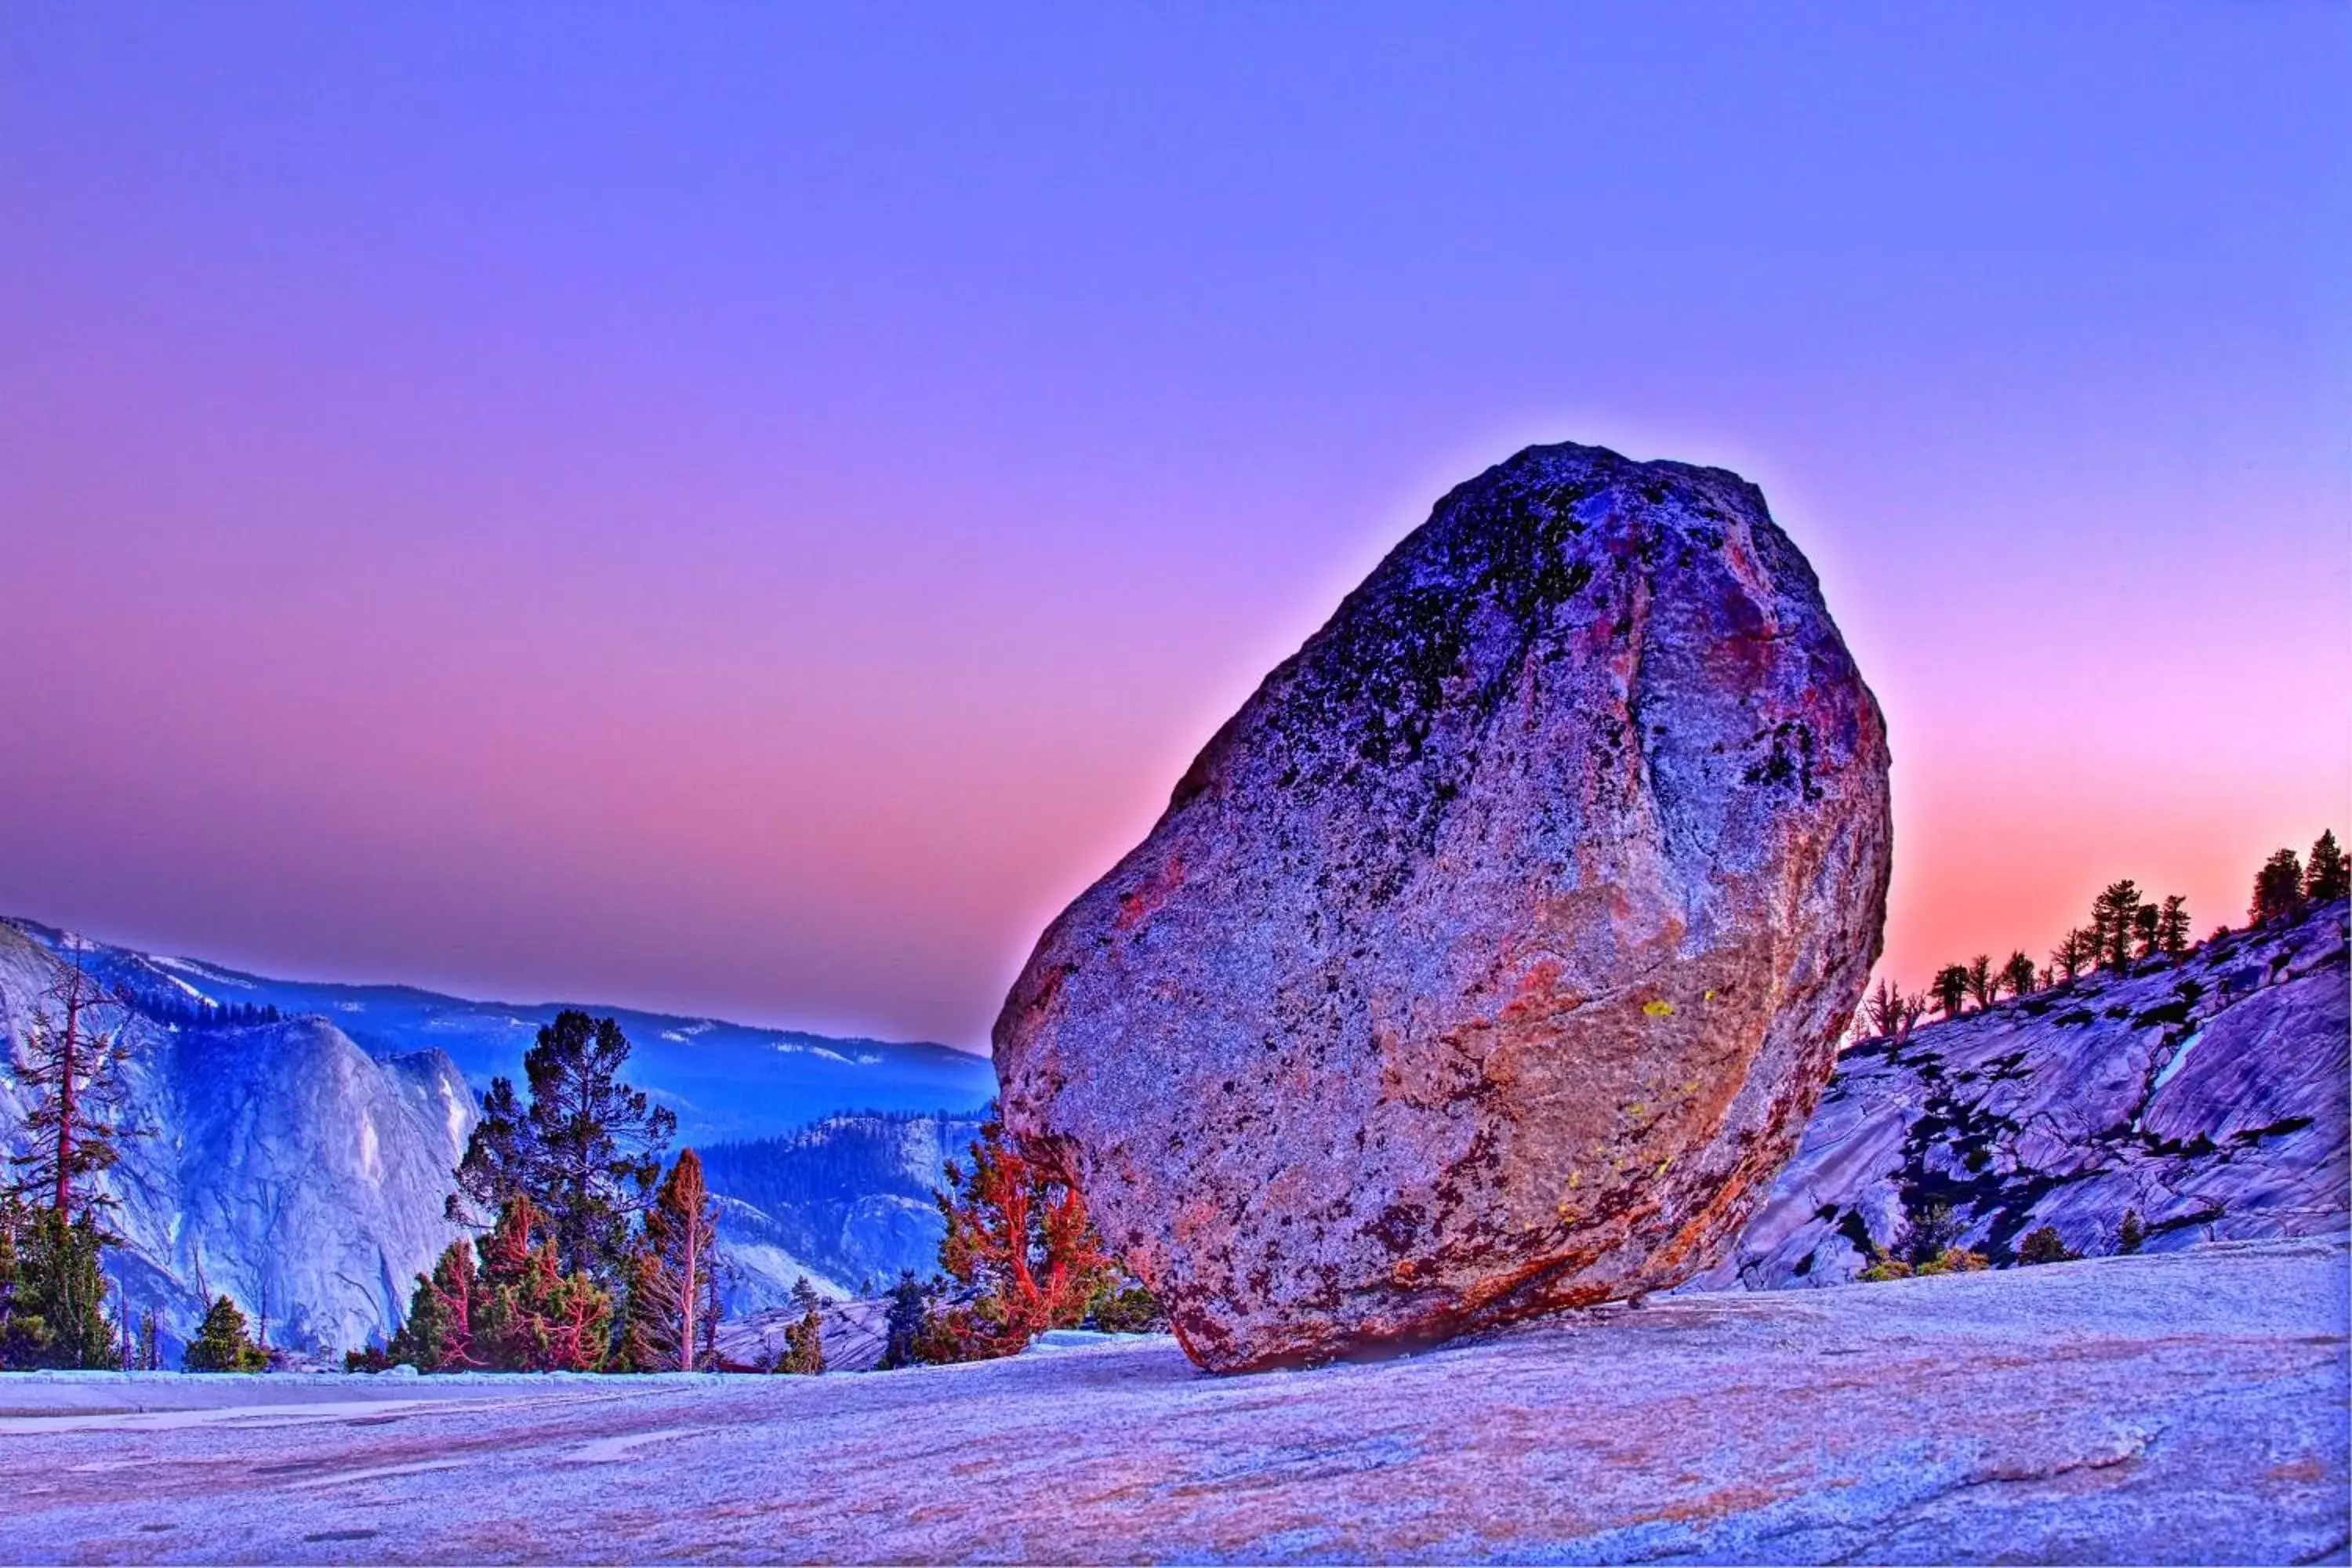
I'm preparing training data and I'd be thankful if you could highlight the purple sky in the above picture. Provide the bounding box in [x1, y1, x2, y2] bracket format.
[2, 6, 2346, 1049]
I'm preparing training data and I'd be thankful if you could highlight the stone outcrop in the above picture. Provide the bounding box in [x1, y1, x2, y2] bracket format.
[994, 441, 1893, 1370]
[1704, 898, 2350, 1288]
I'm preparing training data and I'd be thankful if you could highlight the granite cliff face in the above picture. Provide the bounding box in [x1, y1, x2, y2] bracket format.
[0, 922, 477, 1357]
[996, 441, 1893, 1370]
[1705, 899, 2350, 1287]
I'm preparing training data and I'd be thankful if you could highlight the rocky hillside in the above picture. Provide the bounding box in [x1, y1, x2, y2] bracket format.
[1706, 898, 2348, 1287]
[0, 922, 477, 1359]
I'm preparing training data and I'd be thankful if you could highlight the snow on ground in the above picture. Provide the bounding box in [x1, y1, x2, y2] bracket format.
[0, 1236, 2343, 1563]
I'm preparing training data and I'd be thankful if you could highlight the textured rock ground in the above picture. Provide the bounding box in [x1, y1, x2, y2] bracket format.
[1707, 901, 2350, 1288]
[0, 1236, 2341, 1564]
[997, 441, 1892, 1370]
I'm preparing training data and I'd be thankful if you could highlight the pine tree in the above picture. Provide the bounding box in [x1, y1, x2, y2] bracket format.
[1900, 991, 1929, 1039]
[877, 1271, 935, 1370]
[183, 1294, 266, 1372]
[1864, 978, 1906, 1040]
[448, 1011, 677, 1283]
[2154, 895, 2192, 959]
[779, 1278, 826, 1375]
[1085, 1274, 1165, 1334]
[2118, 1210, 2146, 1254]
[470, 1197, 613, 1372]
[0, 1209, 118, 1370]
[2132, 903, 2161, 960]
[0, 1199, 45, 1369]
[2000, 951, 2036, 999]
[1929, 965, 1970, 1020]
[2250, 849, 2307, 926]
[388, 1240, 477, 1371]
[2050, 926, 2097, 982]
[916, 1120, 1114, 1363]
[2305, 829, 2349, 903]
[136, 1307, 160, 1372]
[388, 1198, 611, 1372]
[1963, 955, 1995, 1011]
[2091, 881, 2143, 969]
[7, 962, 142, 1223]
[2016, 1225, 2078, 1265]
[619, 1151, 720, 1373]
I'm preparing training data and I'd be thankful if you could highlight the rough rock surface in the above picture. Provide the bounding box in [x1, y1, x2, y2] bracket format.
[996, 441, 1892, 1370]
[1704, 899, 2350, 1288]
[0, 923, 477, 1358]
[0, 1236, 2341, 1563]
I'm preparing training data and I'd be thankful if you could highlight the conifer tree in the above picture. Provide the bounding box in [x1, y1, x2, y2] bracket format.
[448, 1011, 677, 1283]
[2154, 895, 2192, 959]
[2118, 1210, 2145, 1254]
[1963, 955, 1995, 1011]
[471, 1197, 612, 1372]
[877, 1271, 934, 1370]
[1929, 965, 1970, 1020]
[389, 1197, 611, 1372]
[2091, 881, 2143, 969]
[7, 962, 141, 1222]
[2049, 927, 2096, 982]
[21, 1210, 115, 1369]
[2015, 1225, 2078, 1265]
[1863, 979, 1905, 1040]
[389, 1239, 477, 1371]
[2250, 849, 2307, 926]
[2000, 951, 2036, 998]
[916, 1120, 1113, 1363]
[1904, 990, 1933, 1036]
[778, 1277, 826, 1374]
[0, 1199, 44, 1369]
[619, 1150, 720, 1373]
[2305, 829, 2349, 903]
[2132, 903, 2160, 960]
[699, 1250, 725, 1372]
[183, 1294, 266, 1372]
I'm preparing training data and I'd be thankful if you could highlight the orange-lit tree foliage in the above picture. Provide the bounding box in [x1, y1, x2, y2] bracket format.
[916, 1120, 1113, 1363]
[388, 1196, 611, 1372]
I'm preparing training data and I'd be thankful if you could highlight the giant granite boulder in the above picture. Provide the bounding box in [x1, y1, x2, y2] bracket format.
[995, 441, 1892, 1370]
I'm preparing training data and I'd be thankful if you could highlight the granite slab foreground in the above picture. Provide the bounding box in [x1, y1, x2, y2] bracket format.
[0, 1236, 2343, 1564]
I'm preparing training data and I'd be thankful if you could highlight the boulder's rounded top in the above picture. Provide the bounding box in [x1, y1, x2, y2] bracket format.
[996, 441, 1891, 1372]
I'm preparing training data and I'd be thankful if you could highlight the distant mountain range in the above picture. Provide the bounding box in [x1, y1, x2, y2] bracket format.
[0, 916, 996, 1146]
[0, 913, 1000, 1357]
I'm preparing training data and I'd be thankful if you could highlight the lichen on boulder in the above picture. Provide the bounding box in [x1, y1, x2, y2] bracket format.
[994, 441, 1893, 1371]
